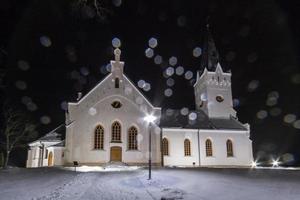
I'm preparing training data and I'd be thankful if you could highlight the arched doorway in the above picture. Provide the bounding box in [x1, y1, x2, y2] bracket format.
[110, 146, 122, 162]
[48, 152, 53, 166]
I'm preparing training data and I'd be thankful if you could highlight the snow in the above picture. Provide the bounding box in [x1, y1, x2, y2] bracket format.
[1, 167, 300, 200]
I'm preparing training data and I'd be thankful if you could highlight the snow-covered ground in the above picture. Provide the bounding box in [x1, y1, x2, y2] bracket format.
[1, 166, 300, 200]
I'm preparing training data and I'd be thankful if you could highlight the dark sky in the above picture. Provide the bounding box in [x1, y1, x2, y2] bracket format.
[1, 0, 300, 166]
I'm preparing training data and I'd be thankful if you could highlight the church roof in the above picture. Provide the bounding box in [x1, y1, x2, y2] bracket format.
[38, 132, 62, 141]
[160, 109, 247, 130]
[49, 140, 65, 147]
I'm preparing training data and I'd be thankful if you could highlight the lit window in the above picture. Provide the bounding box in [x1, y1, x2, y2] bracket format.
[94, 125, 104, 149]
[162, 138, 169, 156]
[226, 140, 233, 157]
[205, 139, 213, 157]
[128, 126, 138, 150]
[184, 139, 191, 156]
[111, 121, 121, 142]
[115, 78, 119, 88]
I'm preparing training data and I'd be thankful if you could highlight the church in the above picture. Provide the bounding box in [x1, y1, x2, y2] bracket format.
[26, 30, 253, 168]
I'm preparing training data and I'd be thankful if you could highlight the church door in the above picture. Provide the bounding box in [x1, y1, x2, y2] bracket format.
[110, 146, 122, 162]
[48, 152, 53, 166]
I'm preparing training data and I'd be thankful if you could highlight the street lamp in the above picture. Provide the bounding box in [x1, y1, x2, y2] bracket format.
[144, 114, 157, 180]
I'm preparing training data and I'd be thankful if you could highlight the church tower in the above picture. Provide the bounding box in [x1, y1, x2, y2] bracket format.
[194, 25, 236, 119]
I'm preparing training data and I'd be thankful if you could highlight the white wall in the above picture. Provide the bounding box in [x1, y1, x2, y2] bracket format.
[162, 128, 253, 167]
[65, 60, 161, 166]
[162, 129, 200, 167]
[199, 129, 253, 167]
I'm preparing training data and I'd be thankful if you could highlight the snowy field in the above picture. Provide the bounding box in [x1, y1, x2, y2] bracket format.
[1, 167, 300, 200]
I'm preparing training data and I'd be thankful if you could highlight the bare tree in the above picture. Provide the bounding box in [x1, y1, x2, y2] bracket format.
[0, 105, 37, 168]
[73, 0, 111, 20]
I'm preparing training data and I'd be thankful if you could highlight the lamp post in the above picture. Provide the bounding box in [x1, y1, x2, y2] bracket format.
[144, 114, 157, 180]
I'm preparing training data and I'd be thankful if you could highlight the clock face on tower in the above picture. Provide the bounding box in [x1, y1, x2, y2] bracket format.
[216, 95, 224, 102]
[111, 101, 122, 108]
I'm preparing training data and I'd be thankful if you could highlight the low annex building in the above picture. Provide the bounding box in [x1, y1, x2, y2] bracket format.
[26, 31, 253, 168]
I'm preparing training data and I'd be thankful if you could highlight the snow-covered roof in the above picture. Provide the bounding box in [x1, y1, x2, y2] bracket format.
[160, 109, 247, 130]
[48, 140, 65, 148]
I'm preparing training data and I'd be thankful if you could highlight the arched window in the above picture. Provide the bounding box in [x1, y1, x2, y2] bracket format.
[94, 125, 104, 150]
[162, 138, 169, 156]
[111, 121, 121, 142]
[226, 139, 233, 157]
[128, 126, 138, 150]
[115, 78, 119, 88]
[205, 139, 213, 157]
[184, 139, 191, 156]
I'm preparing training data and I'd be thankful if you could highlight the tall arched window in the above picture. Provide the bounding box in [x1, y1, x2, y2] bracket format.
[184, 139, 191, 156]
[94, 125, 104, 150]
[162, 138, 169, 156]
[115, 78, 119, 88]
[226, 139, 233, 157]
[111, 121, 121, 142]
[128, 126, 138, 150]
[205, 139, 213, 157]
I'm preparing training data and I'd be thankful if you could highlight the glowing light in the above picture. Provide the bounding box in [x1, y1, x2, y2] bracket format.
[269, 107, 282, 117]
[144, 114, 157, 123]
[176, 66, 184, 75]
[247, 80, 259, 92]
[112, 37, 121, 48]
[112, 0, 122, 7]
[272, 159, 280, 167]
[293, 120, 300, 129]
[80, 67, 89, 76]
[169, 56, 177, 66]
[154, 55, 162, 65]
[39, 36, 51, 47]
[164, 88, 173, 97]
[251, 161, 258, 168]
[188, 112, 197, 121]
[148, 38, 158, 48]
[143, 83, 151, 92]
[15, 80, 27, 90]
[193, 47, 202, 57]
[18, 60, 30, 71]
[138, 80, 146, 88]
[166, 67, 174, 76]
[256, 110, 268, 120]
[145, 48, 154, 58]
[166, 78, 175, 87]
[40, 116, 51, 125]
[88, 107, 97, 116]
[180, 107, 189, 116]
[283, 114, 297, 123]
[184, 71, 193, 80]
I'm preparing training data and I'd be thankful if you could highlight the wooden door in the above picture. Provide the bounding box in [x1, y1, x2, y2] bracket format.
[48, 152, 53, 166]
[110, 146, 122, 162]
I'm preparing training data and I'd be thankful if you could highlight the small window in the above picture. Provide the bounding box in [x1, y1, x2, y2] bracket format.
[128, 126, 138, 150]
[226, 140, 233, 157]
[111, 121, 121, 142]
[162, 138, 169, 156]
[45, 149, 48, 159]
[94, 125, 104, 149]
[216, 95, 224, 102]
[111, 101, 122, 108]
[115, 78, 119, 88]
[184, 139, 191, 156]
[205, 139, 213, 157]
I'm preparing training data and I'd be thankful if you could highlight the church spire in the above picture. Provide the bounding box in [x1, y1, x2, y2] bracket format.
[200, 21, 220, 71]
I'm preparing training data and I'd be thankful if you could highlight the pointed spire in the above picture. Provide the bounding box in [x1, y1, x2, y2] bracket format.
[200, 19, 220, 71]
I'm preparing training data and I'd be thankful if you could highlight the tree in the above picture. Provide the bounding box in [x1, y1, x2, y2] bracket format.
[0, 105, 37, 168]
[72, 0, 111, 20]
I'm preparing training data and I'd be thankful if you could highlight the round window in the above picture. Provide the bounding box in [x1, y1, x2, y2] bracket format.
[216, 95, 224, 102]
[111, 101, 122, 108]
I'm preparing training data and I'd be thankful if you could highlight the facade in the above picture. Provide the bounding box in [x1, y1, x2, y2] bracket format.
[26, 31, 253, 168]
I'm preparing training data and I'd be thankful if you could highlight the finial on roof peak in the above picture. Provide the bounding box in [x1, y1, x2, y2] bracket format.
[114, 48, 121, 61]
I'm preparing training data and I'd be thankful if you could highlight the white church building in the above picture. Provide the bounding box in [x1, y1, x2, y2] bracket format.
[26, 30, 253, 168]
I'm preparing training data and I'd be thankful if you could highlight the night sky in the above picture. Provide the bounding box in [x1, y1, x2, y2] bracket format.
[1, 0, 300, 166]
